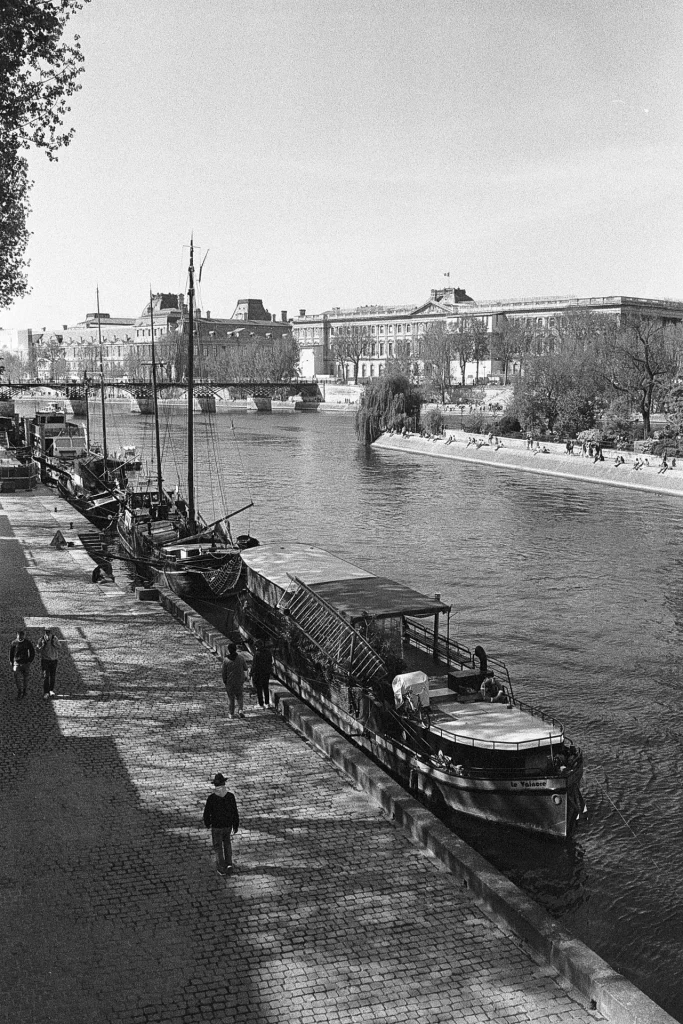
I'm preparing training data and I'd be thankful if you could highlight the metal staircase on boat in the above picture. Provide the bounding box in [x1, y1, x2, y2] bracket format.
[285, 575, 387, 684]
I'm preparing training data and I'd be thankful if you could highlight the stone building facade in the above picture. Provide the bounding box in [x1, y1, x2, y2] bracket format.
[133, 295, 292, 379]
[11, 294, 291, 382]
[292, 289, 683, 384]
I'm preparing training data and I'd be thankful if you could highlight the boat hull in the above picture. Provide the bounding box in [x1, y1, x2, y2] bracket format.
[248, 640, 582, 839]
[116, 519, 244, 602]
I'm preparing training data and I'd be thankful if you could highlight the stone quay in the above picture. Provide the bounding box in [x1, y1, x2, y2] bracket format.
[0, 488, 675, 1024]
[374, 429, 683, 498]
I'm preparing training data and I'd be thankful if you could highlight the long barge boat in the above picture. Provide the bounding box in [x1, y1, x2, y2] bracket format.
[238, 543, 585, 839]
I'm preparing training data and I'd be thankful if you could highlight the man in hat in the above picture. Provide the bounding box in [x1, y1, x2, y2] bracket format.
[222, 642, 247, 719]
[203, 773, 240, 876]
[9, 629, 35, 698]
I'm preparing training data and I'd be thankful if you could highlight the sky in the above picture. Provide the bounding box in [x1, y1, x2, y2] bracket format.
[3, 0, 683, 331]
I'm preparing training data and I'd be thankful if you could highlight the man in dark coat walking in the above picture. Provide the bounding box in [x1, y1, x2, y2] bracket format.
[251, 640, 273, 708]
[222, 642, 247, 719]
[203, 773, 239, 876]
[9, 629, 35, 698]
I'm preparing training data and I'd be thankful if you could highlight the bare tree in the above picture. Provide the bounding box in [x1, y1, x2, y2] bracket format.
[490, 319, 526, 385]
[330, 325, 370, 384]
[599, 315, 683, 437]
[419, 322, 457, 401]
[471, 320, 489, 382]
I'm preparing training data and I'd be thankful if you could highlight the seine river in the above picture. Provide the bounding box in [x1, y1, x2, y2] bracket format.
[77, 403, 683, 1019]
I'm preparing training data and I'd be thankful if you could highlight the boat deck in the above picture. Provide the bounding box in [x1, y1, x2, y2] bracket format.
[431, 701, 563, 749]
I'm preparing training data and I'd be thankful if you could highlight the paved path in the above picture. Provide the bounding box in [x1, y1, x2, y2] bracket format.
[0, 490, 603, 1024]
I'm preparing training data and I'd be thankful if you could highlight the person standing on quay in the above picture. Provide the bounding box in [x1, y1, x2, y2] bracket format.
[251, 640, 273, 708]
[37, 627, 60, 698]
[9, 628, 35, 698]
[203, 773, 239, 876]
[222, 642, 247, 719]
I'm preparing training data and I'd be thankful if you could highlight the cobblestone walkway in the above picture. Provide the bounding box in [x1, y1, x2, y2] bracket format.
[0, 491, 603, 1024]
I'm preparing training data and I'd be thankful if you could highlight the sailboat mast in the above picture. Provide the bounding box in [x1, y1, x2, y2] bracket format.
[96, 286, 108, 467]
[149, 291, 164, 497]
[84, 372, 90, 449]
[187, 239, 195, 525]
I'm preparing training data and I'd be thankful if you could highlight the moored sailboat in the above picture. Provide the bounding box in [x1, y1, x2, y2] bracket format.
[115, 241, 255, 600]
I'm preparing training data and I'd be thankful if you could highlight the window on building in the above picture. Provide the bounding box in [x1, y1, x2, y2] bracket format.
[362, 364, 367, 377]
[370, 364, 375, 376]
[388, 343, 393, 356]
[379, 343, 385, 356]
[379, 325, 385, 334]
[406, 324, 411, 333]
[378, 364, 384, 375]
[397, 324, 402, 334]
[388, 325, 393, 334]
[371, 343, 376, 356]
[371, 325, 376, 334]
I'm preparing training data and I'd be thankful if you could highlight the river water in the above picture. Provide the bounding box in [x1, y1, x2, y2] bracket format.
[56, 402, 683, 1018]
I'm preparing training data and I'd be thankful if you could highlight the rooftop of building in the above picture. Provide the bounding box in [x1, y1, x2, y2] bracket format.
[293, 290, 683, 322]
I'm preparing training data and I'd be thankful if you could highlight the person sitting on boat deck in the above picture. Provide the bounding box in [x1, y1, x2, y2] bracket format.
[480, 675, 507, 704]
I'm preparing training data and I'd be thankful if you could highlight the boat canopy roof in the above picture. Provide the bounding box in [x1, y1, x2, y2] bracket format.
[241, 543, 450, 621]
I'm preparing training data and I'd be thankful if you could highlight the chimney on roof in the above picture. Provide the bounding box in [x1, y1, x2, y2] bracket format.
[63, 325, 67, 330]
[196, 309, 201, 319]
[281, 310, 287, 322]
[206, 310, 210, 320]
[299, 309, 306, 317]
[177, 293, 184, 310]
[271, 314, 276, 322]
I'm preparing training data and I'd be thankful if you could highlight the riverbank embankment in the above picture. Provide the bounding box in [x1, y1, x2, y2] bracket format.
[374, 429, 683, 498]
[0, 488, 676, 1024]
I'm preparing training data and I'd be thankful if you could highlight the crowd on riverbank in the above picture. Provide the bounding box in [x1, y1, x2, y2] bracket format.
[375, 428, 683, 497]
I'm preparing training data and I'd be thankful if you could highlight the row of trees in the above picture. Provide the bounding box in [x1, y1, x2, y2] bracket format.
[356, 311, 683, 445]
[123, 332, 301, 383]
[330, 317, 491, 392]
[508, 313, 683, 438]
[0, 331, 302, 385]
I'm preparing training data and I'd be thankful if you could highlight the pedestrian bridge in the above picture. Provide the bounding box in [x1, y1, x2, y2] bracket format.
[0, 380, 322, 402]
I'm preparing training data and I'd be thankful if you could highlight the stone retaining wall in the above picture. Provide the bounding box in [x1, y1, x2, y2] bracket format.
[374, 429, 683, 498]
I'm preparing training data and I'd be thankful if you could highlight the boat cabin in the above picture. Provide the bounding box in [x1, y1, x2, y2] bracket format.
[241, 542, 460, 677]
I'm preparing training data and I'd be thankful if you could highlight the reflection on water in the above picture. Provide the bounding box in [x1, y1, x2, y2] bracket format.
[56, 403, 683, 1021]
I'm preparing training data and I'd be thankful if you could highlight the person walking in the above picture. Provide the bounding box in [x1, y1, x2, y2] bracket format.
[222, 642, 247, 719]
[9, 629, 35, 698]
[251, 640, 273, 709]
[203, 773, 239, 876]
[37, 628, 61, 698]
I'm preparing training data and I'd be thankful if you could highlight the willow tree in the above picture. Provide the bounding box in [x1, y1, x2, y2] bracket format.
[355, 374, 421, 444]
